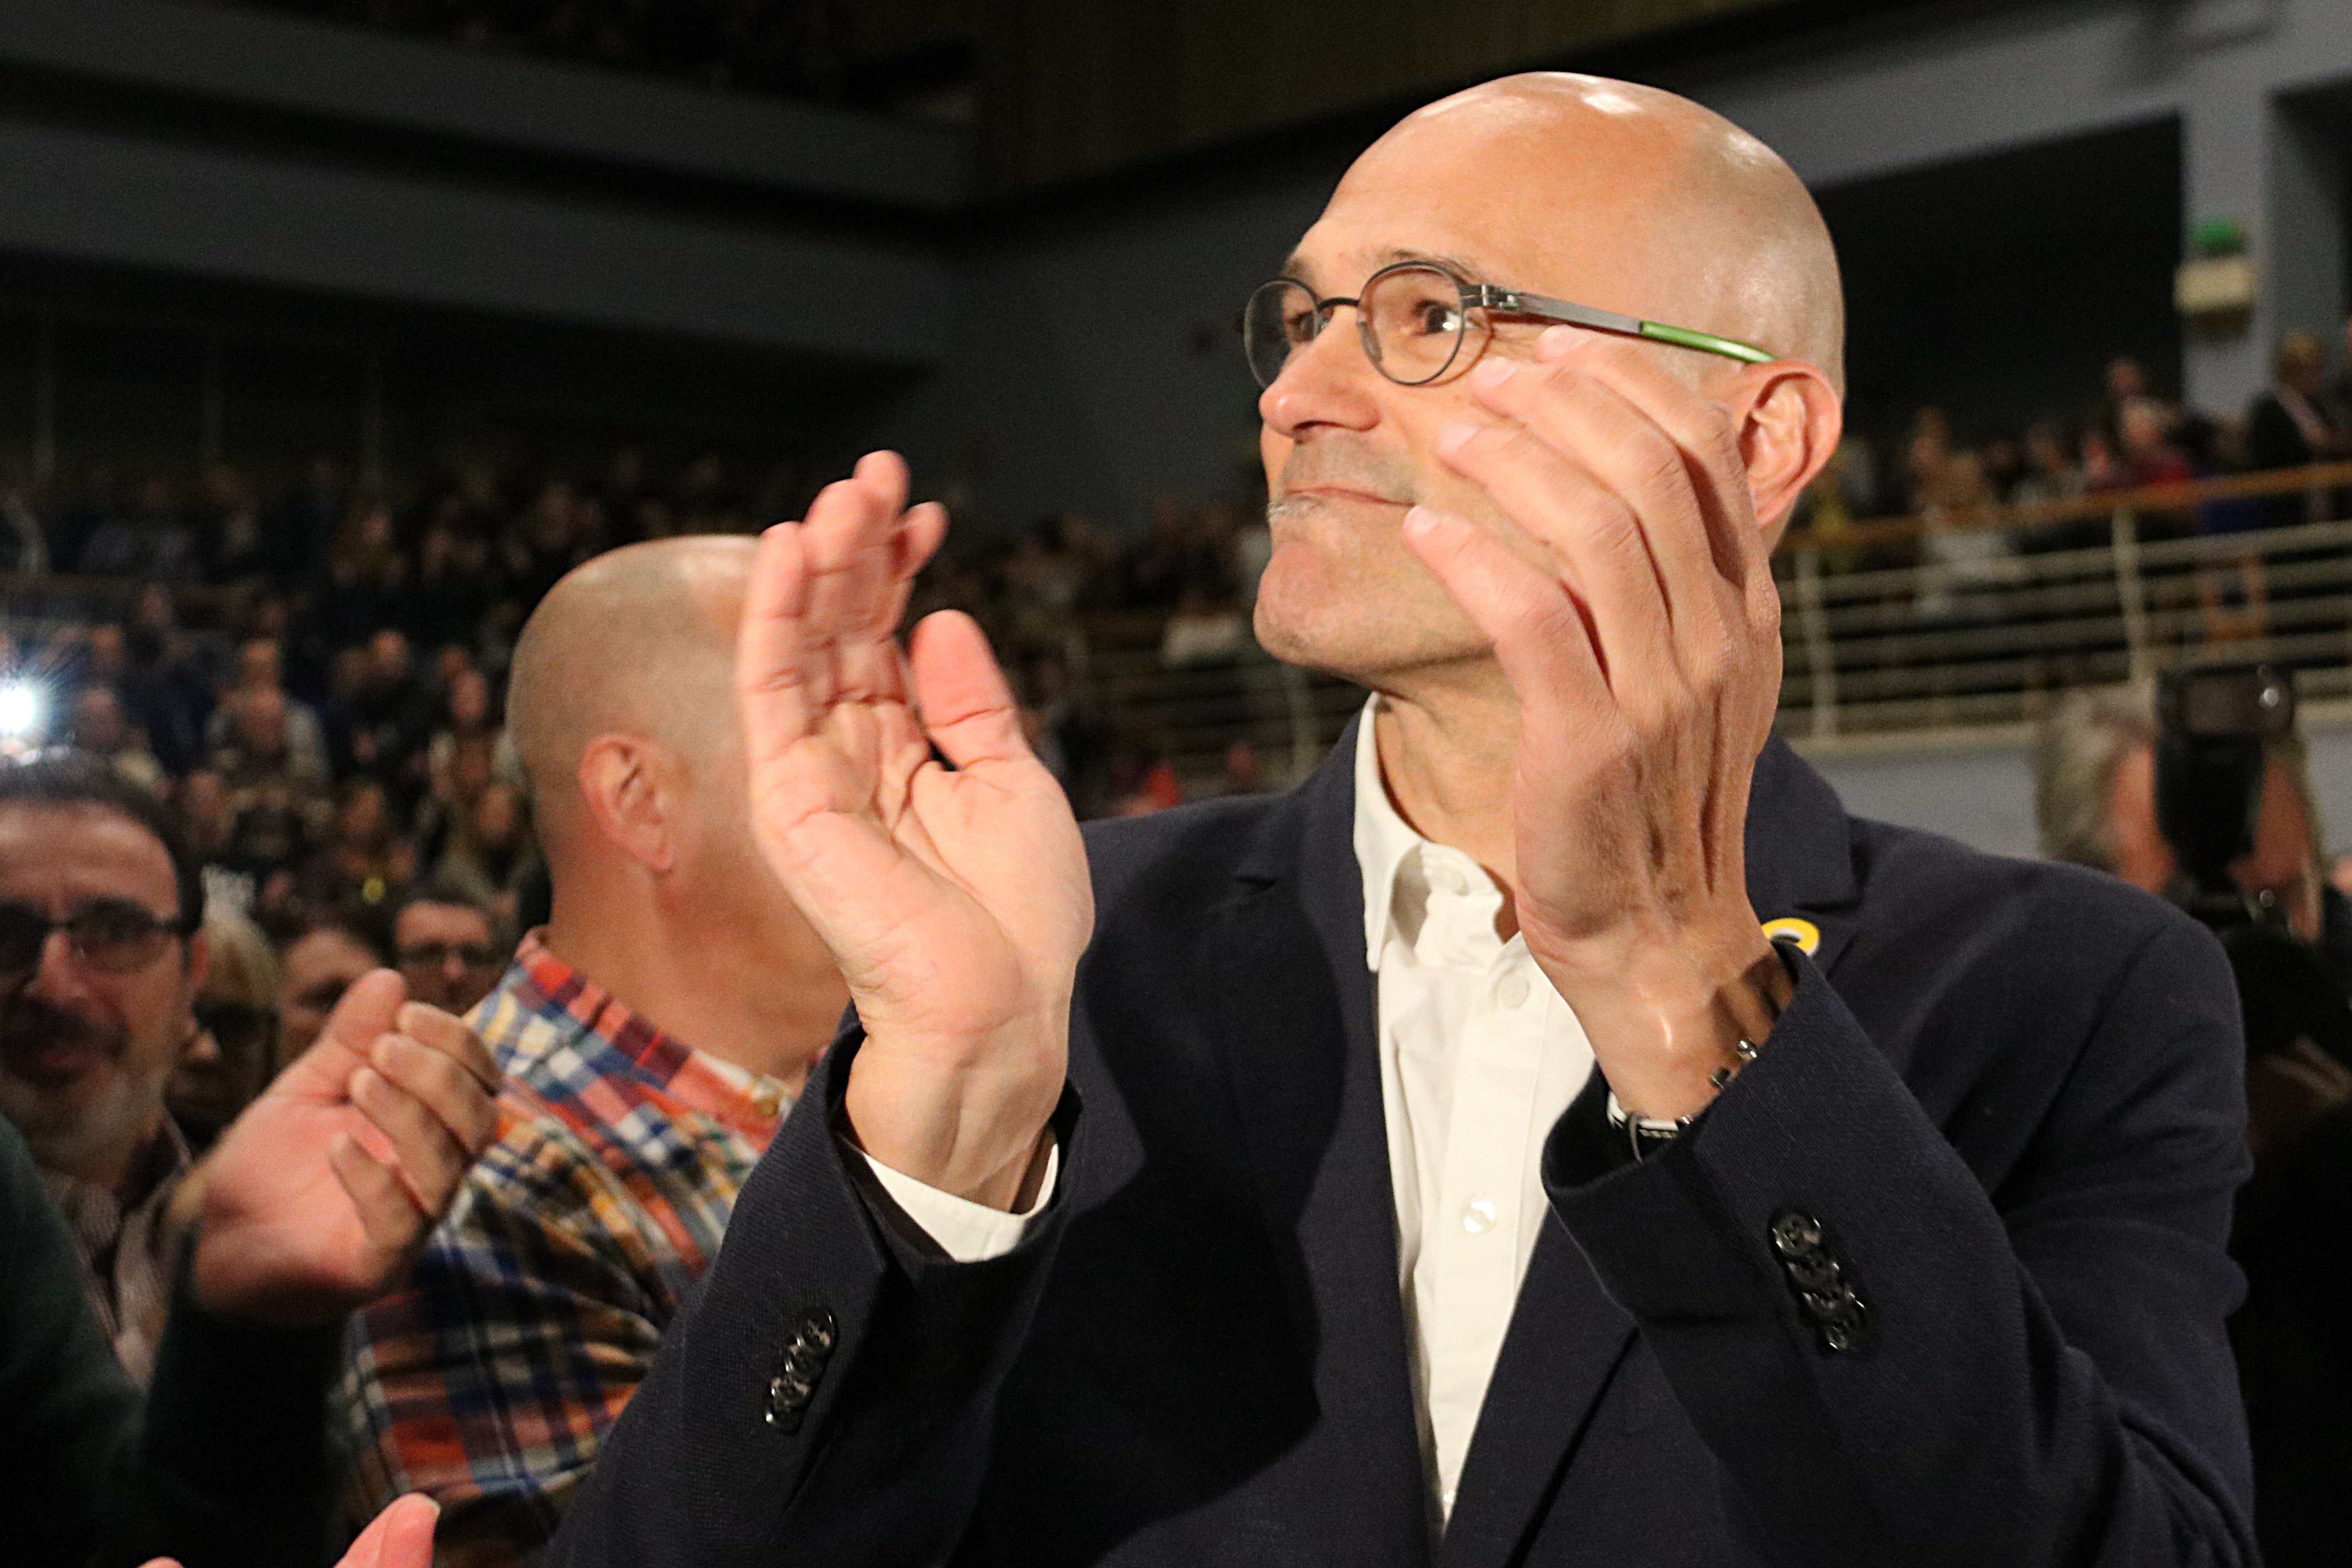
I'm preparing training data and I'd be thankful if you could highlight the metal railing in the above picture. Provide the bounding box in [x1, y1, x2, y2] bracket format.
[1063, 610, 1364, 792]
[1065, 461, 2352, 788]
[1775, 461, 2352, 741]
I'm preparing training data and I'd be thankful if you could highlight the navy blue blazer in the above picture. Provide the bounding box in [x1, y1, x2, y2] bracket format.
[549, 725, 2258, 1566]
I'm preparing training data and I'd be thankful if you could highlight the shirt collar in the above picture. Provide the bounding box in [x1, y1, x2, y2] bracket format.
[506, 930, 794, 1135]
[39, 1115, 190, 1239]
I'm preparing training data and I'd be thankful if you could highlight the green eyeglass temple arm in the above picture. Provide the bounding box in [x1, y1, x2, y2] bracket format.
[1466, 285, 1776, 366]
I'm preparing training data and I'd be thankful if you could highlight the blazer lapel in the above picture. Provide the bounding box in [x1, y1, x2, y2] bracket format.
[1435, 737, 1869, 1566]
[1744, 737, 1866, 976]
[1203, 718, 1433, 1568]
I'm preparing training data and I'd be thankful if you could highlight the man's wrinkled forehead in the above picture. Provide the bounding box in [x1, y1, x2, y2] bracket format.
[1288, 126, 1666, 304]
[1280, 241, 1511, 295]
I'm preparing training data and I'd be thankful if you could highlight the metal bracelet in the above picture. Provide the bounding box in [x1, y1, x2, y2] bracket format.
[1707, 1036, 1761, 1092]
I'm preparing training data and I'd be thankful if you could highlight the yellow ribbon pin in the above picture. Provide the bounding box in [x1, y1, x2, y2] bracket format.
[1761, 917, 1820, 956]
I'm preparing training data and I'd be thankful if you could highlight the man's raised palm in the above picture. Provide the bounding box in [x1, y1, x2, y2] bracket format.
[737, 452, 1091, 1208]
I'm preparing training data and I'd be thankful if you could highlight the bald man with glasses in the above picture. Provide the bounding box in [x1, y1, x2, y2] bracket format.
[553, 75, 2255, 1568]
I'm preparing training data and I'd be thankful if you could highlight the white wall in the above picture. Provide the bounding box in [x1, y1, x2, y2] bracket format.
[1805, 715, 2352, 861]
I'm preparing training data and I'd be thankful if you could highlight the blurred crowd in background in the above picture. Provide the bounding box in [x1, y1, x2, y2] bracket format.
[0, 443, 1280, 973]
[1797, 320, 2352, 628]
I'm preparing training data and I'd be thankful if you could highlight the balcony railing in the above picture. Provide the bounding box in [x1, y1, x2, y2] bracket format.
[1775, 461, 2352, 741]
[1062, 461, 2352, 792]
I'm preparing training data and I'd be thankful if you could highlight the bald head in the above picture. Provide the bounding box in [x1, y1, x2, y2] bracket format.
[1348, 73, 1842, 391]
[1251, 73, 1845, 690]
[509, 536, 754, 849]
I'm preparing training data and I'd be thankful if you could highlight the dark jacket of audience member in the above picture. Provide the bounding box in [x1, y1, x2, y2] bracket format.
[2, 1112, 339, 1568]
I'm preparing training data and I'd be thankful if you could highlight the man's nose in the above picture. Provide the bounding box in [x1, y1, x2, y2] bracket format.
[183, 1026, 221, 1067]
[25, 930, 99, 1003]
[1257, 317, 1382, 440]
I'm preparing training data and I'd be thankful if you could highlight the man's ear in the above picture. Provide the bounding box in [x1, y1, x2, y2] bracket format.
[1736, 363, 1844, 549]
[576, 736, 677, 874]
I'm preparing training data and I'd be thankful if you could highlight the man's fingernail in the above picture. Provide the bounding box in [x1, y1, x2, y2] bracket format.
[1403, 505, 1439, 536]
[1438, 421, 1479, 455]
[1538, 325, 1577, 358]
[1470, 358, 1517, 390]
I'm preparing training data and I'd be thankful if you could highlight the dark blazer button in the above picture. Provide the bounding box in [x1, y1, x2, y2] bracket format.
[782, 1345, 827, 1384]
[1799, 1288, 1847, 1322]
[764, 1373, 811, 1430]
[1783, 1254, 1843, 1293]
[1768, 1212, 1866, 1352]
[1770, 1211, 1825, 1258]
[795, 1306, 839, 1354]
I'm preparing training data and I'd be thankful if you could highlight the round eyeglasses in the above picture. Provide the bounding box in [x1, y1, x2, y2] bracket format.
[1242, 260, 1775, 390]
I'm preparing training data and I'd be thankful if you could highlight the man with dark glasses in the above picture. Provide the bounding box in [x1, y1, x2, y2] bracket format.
[0, 762, 222, 1384]
[391, 886, 507, 1017]
[556, 75, 2255, 1568]
[0, 749, 504, 1565]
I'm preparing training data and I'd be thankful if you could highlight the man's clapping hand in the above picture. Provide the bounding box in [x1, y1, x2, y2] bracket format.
[737, 451, 1091, 1210]
[1401, 326, 1838, 1121]
[186, 969, 500, 1325]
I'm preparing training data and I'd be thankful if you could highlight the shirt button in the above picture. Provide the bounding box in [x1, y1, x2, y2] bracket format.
[1430, 862, 1466, 895]
[1462, 1198, 1498, 1234]
[752, 1086, 784, 1119]
[1497, 973, 1531, 1008]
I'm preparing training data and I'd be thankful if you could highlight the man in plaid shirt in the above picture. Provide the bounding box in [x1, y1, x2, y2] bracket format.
[335, 540, 848, 1566]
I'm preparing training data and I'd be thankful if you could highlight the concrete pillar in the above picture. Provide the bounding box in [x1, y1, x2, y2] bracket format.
[2181, 92, 2271, 417]
[2269, 96, 2348, 370]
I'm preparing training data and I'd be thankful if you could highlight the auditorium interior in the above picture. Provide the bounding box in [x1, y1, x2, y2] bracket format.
[12, 1, 2352, 1558]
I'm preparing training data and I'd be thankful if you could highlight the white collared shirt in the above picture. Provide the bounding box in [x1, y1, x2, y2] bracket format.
[1349, 695, 1594, 1515]
[873, 696, 1592, 1520]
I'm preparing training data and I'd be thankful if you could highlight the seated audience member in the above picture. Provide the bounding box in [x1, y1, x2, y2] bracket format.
[206, 636, 330, 782]
[8, 961, 494, 1568]
[177, 766, 251, 913]
[345, 629, 438, 815]
[392, 885, 505, 1016]
[215, 684, 333, 830]
[298, 776, 418, 914]
[0, 756, 220, 1382]
[337, 539, 850, 1565]
[2036, 683, 2329, 944]
[69, 685, 165, 794]
[0, 753, 494, 1427]
[2248, 330, 2343, 530]
[281, 911, 393, 1070]
[166, 904, 280, 1150]
[433, 780, 539, 929]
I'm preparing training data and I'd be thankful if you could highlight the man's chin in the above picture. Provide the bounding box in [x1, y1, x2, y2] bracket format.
[1254, 566, 1487, 684]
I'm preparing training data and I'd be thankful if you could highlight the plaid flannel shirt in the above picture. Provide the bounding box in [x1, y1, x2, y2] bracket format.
[334, 934, 793, 1567]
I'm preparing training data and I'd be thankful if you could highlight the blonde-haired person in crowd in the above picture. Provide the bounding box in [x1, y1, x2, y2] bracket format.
[165, 905, 280, 1150]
